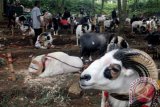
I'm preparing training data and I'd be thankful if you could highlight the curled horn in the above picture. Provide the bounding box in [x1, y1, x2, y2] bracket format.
[114, 49, 158, 80]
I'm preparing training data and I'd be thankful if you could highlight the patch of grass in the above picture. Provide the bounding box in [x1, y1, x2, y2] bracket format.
[36, 87, 69, 106]
[0, 93, 11, 107]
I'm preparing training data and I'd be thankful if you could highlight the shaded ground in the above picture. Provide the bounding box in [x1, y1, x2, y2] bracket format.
[0, 21, 160, 107]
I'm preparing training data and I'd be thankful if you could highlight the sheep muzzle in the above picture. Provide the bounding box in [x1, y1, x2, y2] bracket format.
[28, 59, 44, 76]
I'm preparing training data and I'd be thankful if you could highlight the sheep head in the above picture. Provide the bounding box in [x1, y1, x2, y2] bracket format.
[107, 36, 129, 52]
[80, 49, 158, 93]
[28, 55, 45, 76]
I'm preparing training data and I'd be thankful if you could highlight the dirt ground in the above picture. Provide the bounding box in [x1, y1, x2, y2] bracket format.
[0, 21, 160, 107]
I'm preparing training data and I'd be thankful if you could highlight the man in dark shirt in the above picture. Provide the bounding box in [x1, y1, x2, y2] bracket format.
[80, 7, 84, 17]
[130, 15, 139, 24]
[63, 7, 71, 20]
[7, 1, 16, 28]
[112, 8, 117, 22]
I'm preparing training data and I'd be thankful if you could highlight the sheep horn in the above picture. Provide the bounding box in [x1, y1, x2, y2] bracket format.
[113, 49, 158, 80]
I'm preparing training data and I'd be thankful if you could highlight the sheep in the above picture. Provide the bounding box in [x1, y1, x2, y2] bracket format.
[40, 11, 53, 31]
[131, 18, 157, 34]
[97, 15, 106, 23]
[79, 49, 158, 107]
[76, 18, 92, 46]
[103, 35, 129, 107]
[104, 19, 119, 32]
[28, 52, 83, 77]
[125, 18, 131, 25]
[79, 33, 109, 61]
[20, 23, 35, 37]
[15, 15, 26, 27]
[146, 19, 157, 33]
[35, 32, 54, 49]
[131, 20, 148, 34]
[107, 36, 129, 52]
[79, 33, 129, 62]
[145, 30, 160, 59]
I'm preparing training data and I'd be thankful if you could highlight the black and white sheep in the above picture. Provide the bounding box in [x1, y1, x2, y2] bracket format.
[80, 49, 158, 107]
[79, 33, 129, 61]
[76, 17, 92, 46]
[15, 15, 27, 27]
[35, 32, 53, 49]
[20, 23, 35, 37]
[104, 19, 119, 32]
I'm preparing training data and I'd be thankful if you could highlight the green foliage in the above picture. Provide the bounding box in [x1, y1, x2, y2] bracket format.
[18, 0, 116, 15]
[128, 0, 160, 17]
[18, 0, 160, 17]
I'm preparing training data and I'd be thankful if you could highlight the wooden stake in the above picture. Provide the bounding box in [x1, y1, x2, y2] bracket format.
[7, 52, 16, 81]
[100, 26, 103, 33]
[11, 25, 14, 36]
[42, 26, 45, 33]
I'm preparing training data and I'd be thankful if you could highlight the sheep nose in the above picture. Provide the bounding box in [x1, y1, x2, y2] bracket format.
[80, 74, 91, 81]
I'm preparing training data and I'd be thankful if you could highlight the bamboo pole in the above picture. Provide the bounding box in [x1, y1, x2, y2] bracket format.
[11, 25, 14, 36]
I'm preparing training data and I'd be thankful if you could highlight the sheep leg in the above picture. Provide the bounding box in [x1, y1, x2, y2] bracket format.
[80, 47, 84, 60]
[39, 72, 49, 78]
[76, 38, 79, 46]
[89, 56, 92, 61]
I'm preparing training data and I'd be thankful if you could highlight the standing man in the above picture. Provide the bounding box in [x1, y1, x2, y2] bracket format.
[111, 8, 117, 22]
[80, 7, 84, 17]
[31, 0, 42, 45]
[63, 7, 71, 20]
[7, 1, 16, 28]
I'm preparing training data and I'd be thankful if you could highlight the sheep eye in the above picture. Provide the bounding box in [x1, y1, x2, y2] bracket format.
[104, 68, 112, 79]
[103, 64, 121, 80]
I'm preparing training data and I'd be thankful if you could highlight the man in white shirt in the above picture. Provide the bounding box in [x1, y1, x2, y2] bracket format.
[31, 0, 42, 44]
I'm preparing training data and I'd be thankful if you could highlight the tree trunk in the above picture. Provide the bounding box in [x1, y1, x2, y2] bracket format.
[117, 0, 128, 34]
[92, 0, 95, 14]
[117, 0, 122, 22]
[122, 0, 127, 18]
[61, 0, 65, 9]
[0, 0, 3, 21]
[101, 0, 105, 14]
[134, 0, 138, 10]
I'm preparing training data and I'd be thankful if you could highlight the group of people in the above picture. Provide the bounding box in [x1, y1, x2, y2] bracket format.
[7, 0, 72, 49]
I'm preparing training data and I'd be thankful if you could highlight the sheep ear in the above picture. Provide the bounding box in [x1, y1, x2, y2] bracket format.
[113, 36, 118, 43]
[123, 69, 135, 77]
[120, 40, 128, 48]
[108, 34, 115, 43]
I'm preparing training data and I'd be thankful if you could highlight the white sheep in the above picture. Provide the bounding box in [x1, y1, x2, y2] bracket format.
[40, 12, 53, 30]
[28, 52, 83, 77]
[132, 21, 142, 33]
[125, 18, 131, 24]
[80, 49, 158, 107]
[97, 15, 106, 23]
